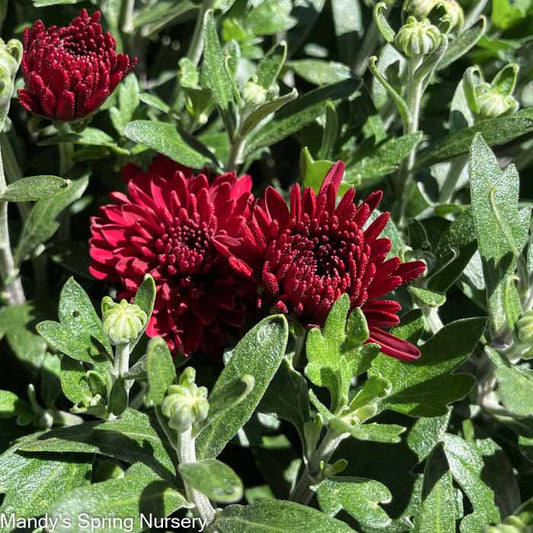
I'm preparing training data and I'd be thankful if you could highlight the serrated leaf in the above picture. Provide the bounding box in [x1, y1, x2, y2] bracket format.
[370, 318, 485, 417]
[37, 277, 111, 362]
[0, 175, 69, 202]
[196, 315, 288, 459]
[14, 174, 88, 265]
[317, 476, 392, 529]
[213, 500, 354, 532]
[18, 408, 176, 481]
[50, 464, 188, 533]
[146, 337, 176, 406]
[306, 296, 371, 412]
[179, 459, 243, 503]
[443, 434, 500, 532]
[123, 121, 211, 169]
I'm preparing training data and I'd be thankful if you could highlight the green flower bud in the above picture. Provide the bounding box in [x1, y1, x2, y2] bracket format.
[516, 310, 533, 345]
[475, 84, 518, 118]
[405, 0, 463, 32]
[395, 17, 441, 57]
[101, 297, 147, 346]
[161, 379, 209, 432]
[242, 80, 267, 107]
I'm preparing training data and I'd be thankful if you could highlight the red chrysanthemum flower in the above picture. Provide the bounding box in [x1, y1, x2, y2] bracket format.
[229, 162, 426, 361]
[19, 9, 136, 122]
[89, 156, 254, 356]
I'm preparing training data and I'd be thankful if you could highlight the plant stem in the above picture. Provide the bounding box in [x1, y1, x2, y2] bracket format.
[114, 343, 133, 397]
[438, 155, 468, 204]
[464, 0, 488, 29]
[394, 57, 423, 225]
[187, 0, 214, 67]
[226, 132, 246, 172]
[0, 144, 25, 305]
[290, 428, 347, 505]
[177, 426, 216, 524]
[122, 0, 135, 35]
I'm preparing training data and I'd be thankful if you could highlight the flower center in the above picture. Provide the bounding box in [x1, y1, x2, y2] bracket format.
[154, 217, 215, 278]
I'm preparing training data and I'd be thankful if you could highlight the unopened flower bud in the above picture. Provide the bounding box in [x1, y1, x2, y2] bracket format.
[405, 0, 463, 32]
[395, 17, 441, 57]
[242, 80, 267, 107]
[101, 297, 147, 346]
[516, 310, 533, 345]
[161, 379, 209, 432]
[475, 84, 518, 118]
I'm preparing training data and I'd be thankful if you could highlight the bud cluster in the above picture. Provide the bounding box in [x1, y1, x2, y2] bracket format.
[161, 367, 209, 432]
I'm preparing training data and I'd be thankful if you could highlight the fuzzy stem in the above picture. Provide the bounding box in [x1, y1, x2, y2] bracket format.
[114, 343, 133, 398]
[290, 428, 347, 505]
[226, 132, 246, 172]
[438, 155, 468, 204]
[0, 144, 24, 305]
[177, 426, 216, 524]
[122, 0, 136, 35]
[394, 57, 423, 225]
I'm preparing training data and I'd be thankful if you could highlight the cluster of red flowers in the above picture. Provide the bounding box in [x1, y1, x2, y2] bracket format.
[20, 10, 426, 362]
[90, 157, 425, 361]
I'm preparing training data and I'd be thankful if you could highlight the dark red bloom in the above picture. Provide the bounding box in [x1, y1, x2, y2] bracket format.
[229, 162, 426, 361]
[19, 9, 136, 122]
[89, 156, 254, 356]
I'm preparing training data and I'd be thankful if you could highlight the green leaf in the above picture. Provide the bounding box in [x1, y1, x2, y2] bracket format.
[203, 10, 234, 112]
[14, 174, 88, 265]
[245, 0, 297, 35]
[256, 42, 287, 89]
[306, 296, 372, 412]
[0, 445, 91, 522]
[289, 60, 353, 86]
[60, 357, 93, 405]
[33, 0, 83, 5]
[486, 347, 533, 418]
[0, 175, 69, 202]
[370, 318, 485, 417]
[133, 1, 195, 36]
[18, 408, 176, 481]
[124, 121, 211, 169]
[146, 337, 176, 406]
[139, 93, 171, 113]
[414, 445, 455, 533]
[331, 0, 362, 64]
[0, 303, 47, 373]
[343, 132, 423, 188]
[300, 148, 334, 192]
[443, 434, 500, 532]
[0, 390, 30, 418]
[428, 209, 477, 293]
[213, 500, 354, 531]
[196, 315, 288, 459]
[259, 358, 310, 440]
[346, 422, 406, 444]
[492, 0, 532, 29]
[179, 459, 243, 503]
[110, 73, 140, 134]
[37, 277, 111, 362]
[317, 477, 392, 529]
[439, 18, 486, 70]
[248, 79, 359, 152]
[409, 287, 446, 308]
[416, 108, 533, 168]
[407, 411, 451, 462]
[50, 464, 188, 533]
[469, 135, 529, 333]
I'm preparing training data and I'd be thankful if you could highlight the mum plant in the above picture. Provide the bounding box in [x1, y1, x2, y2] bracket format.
[0, 0, 532, 532]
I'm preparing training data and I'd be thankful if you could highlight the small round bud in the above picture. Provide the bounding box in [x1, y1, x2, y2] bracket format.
[395, 17, 441, 57]
[242, 80, 267, 107]
[475, 84, 518, 118]
[516, 310, 533, 345]
[162, 380, 209, 432]
[101, 297, 147, 346]
[405, 0, 463, 32]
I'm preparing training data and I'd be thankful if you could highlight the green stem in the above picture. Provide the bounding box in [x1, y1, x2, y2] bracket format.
[0, 143, 24, 305]
[290, 428, 347, 505]
[114, 343, 133, 398]
[122, 0, 136, 35]
[177, 426, 216, 524]
[438, 155, 468, 204]
[226, 132, 246, 172]
[395, 57, 423, 225]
